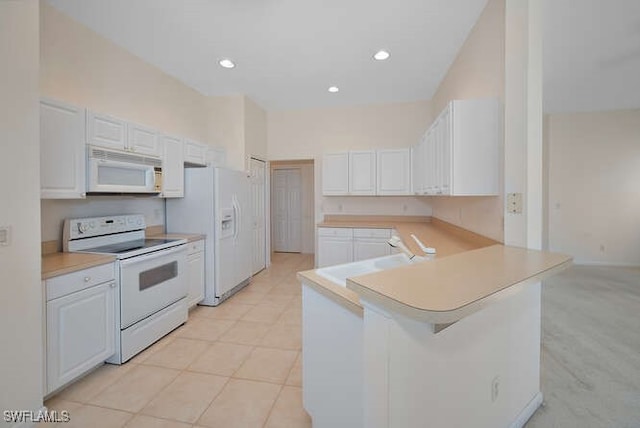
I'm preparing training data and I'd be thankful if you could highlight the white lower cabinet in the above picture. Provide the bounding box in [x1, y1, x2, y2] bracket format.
[317, 227, 392, 267]
[45, 263, 116, 395]
[186, 239, 205, 308]
[317, 227, 354, 268]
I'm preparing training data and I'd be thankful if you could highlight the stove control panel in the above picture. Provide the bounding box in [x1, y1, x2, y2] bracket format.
[64, 214, 146, 240]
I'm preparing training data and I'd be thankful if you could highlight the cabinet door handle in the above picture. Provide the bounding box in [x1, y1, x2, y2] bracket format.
[84, 276, 91, 282]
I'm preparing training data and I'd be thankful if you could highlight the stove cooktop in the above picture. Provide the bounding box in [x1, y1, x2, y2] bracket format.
[81, 238, 182, 255]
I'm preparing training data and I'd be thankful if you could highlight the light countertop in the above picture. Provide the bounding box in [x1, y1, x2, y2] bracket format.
[148, 233, 206, 243]
[301, 216, 571, 322]
[42, 253, 116, 280]
[317, 215, 498, 256]
[347, 244, 571, 323]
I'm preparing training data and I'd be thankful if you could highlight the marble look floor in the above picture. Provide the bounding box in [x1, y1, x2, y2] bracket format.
[44, 254, 640, 427]
[526, 265, 640, 428]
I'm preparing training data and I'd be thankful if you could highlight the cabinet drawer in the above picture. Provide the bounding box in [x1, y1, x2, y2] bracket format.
[46, 263, 115, 301]
[353, 228, 392, 239]
[317, 227, 354, 238]
[187, 239, 205, 255]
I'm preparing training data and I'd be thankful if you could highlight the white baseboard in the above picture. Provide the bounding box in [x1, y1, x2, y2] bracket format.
[510, 392, 543, 428]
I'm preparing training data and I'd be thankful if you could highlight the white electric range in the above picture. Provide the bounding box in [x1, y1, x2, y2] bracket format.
[63, 214, 188, 364]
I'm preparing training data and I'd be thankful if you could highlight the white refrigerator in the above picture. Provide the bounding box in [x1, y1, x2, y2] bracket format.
[166, 166, 252, 306]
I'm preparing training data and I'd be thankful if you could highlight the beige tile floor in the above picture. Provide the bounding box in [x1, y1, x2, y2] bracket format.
[44, 254, 640, 427]
[44, 252, 313, 428]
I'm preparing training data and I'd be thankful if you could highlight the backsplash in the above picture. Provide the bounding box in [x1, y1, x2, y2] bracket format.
[41, 196, 165, 245]
[319, 196, 433, 219]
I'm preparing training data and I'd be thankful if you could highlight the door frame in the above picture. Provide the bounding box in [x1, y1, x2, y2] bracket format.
[248, 155, 270, 270]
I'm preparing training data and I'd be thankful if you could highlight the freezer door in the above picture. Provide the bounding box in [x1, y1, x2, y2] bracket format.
[234, 175, 253, 285]
[214, 168, 239, 297]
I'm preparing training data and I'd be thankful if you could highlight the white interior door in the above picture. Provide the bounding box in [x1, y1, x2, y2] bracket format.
[272, 168, 302, 253]
[250, 158, 267, 275]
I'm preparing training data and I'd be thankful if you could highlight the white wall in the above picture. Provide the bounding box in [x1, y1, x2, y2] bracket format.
[39, 2, 215, 239]
[267, 100, 434, 223]
[206, 95, 245, 170]
[40, 2, 209, 142]
[429, 0, 506, 242]
[547, 109, 640, 265]
[0, 0, 43, 419]
[41, 197, 165, 245]
[245, 98, 268, 162]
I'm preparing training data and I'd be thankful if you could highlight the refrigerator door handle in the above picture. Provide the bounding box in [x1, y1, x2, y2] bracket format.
[232, 197, 239, 239]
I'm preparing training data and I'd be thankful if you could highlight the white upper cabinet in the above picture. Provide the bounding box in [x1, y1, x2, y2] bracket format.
[441, 99, 500, 196]
[87, 111, 128, 151]
[186, 142, 207, 166]
[322, 153, 349, 195]
[411, 138, 424, 195]
[184, 139, 208, 166]
[206, 147, 226, 167]
[412, 99, 500, 196]
[376, 149, 411, 195]
[88, 111, 161, 157]
[349, 151, 376, 195]
[127, 122, 160, 156]
[161, 135, 184, 198]
[40, 98, 87, 199]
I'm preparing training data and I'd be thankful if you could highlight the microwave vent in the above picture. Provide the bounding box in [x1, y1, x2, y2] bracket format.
[89, 146, 162, 167]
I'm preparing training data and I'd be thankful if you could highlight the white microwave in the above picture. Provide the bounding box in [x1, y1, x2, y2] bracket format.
[87, 146, 162, 194]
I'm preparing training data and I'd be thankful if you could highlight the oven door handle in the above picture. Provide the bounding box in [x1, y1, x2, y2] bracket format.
[118, 244, 186, 267]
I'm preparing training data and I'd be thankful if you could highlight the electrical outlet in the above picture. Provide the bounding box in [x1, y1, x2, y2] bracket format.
[507, 193, 523, 214]
[0, 226, 11, 246]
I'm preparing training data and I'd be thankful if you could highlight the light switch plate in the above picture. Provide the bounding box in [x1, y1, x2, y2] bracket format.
[0, 226, 11, 246]
[507, 193, 523, 214]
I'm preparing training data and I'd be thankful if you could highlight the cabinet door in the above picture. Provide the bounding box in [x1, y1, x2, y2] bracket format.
[353, 240, 391, 262]
[317, 237, 354, 268]
[349, 151, 376, 195]
[47, 282, 115, 393]
[411, 140, 424, 195]
[423, 130, 436, 195]
[207, 147, 226, 167]
[161, 136, 184, 198]
[322, 153, 349, 195]
[40, 98, 86, 199]
[128, 122, 160, 156]
[187, 249, 205, 307]
[87, 111, 127, 151]
[184, 140, 207, 166]
[449, 99, 500, 195]
[377, 149, 410, 195]
[439, 107, 452, 195]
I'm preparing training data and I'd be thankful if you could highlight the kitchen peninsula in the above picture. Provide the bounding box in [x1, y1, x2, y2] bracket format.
[298, 216, 572, 428]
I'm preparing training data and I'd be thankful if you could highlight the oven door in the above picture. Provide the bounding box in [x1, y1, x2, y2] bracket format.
[119, 244, 187, 329]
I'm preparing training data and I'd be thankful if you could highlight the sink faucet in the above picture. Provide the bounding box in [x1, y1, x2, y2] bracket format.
[387, 235, 416, 260]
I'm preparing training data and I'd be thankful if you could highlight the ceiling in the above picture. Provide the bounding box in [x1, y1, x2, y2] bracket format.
[47, 0, 640, 113]
[543, 0, 640, 113]
[46, 0, 489, 110]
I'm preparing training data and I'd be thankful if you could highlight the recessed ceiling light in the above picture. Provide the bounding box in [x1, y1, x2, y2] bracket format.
[219, 59, 235, 69]
[373, 50, 390, 61]
[328, 86, 340, 93]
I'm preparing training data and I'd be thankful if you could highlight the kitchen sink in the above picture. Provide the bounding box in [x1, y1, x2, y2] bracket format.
[316, 253, 426, 287]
